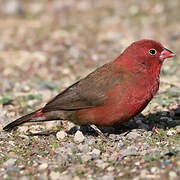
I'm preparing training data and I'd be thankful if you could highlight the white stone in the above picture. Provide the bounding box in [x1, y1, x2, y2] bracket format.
[59, 175, 72, 180]
[95, 160, 108, 169]
[3, 158, 16, 166]
[169, 171, 177, 180]
[107, 167, 114, 171]
[66, 122, 75, 131]
[78, 144, 89, 152]
[1, 0, 21, 15]
[92, 148, 101, 156]
[56, 131, 67, 140]
[135, 161, 140, 166]
[101, 175, 114, 180]
[151, 167, 159, 174]
[22, 85, 30, 92]
[133, 177, 140, 180]
[73, 176, 81, 180]
[9, 141, 15, 146]
[167, 130, 176, 136]
[74, 131, 85, 143]
[38, 163, 48, 170]
[19, 176, 29, 180]
[49, 171, 60, 180]
[81, 154, 91, 162]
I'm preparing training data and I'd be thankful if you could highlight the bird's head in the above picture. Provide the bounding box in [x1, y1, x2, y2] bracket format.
[119, 39, 175, 74]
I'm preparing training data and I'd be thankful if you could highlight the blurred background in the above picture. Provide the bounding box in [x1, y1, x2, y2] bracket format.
[0, 0, 179, 122]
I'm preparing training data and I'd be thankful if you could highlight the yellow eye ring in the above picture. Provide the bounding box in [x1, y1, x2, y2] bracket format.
[149, 49, 157, 55]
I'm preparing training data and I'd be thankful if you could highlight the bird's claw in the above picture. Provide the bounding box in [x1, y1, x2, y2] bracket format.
[152, 125, 159, 133]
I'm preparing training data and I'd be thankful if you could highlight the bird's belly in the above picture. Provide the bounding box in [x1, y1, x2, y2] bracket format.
[73, 79, 159, 126]
[74, 98, 149, 126]
[73, 96, 147, 126]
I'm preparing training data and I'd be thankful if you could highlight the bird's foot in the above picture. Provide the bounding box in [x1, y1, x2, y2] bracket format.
[152, 125, 159, 133]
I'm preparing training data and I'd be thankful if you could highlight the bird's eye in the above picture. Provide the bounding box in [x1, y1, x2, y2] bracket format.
[149, 49, 157, 55]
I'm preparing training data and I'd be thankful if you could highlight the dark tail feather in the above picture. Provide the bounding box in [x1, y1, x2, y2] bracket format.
[3, 108, 45, 131]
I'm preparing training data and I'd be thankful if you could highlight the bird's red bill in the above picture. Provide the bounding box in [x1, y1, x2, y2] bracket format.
[160, 48, 176, 60]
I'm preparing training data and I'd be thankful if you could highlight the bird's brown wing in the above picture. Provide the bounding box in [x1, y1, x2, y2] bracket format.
[42, 63, 124, 112]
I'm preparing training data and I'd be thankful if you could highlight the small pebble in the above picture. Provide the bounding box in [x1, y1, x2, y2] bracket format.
[9, 141, 15, 146]
[78, 144, 90, 152]
[0, 0, 22, 15]
[151, 167, 159, 174]
[22, 85, 31, 92]
[74, 130, 85, 143]
[3, 158, 16, 166]
[59, 175, 72, 180]
[92, 148, 101, 156]
[131, 167, 137, 172]
[167, 130, 176, 136]
[169, 171, 178, 180]
[38, 163, 48, 170]
[135, 161, 140, 166]
[114, 141, 124, 148]
[49, 171, 61, 180]
[19, 176, 29, 180]
[107, 166, 114, 171]
[100, 175, 114, 180]
[73, 176, 81, 180]
[81, 154, 91, 162]
[119, 145, 139, 157]
[95, 160, 108, 169]
[66, 121, 76, 131]
[56, 130, 67, 140]
[133, 177, 140, 180]
[85, 138, 96, 145]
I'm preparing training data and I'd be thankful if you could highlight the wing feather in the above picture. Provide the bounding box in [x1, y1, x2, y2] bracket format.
[42, 63, 124, 112]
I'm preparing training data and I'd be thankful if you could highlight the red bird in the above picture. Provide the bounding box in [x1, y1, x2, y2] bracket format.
[3, 39, 175, 133]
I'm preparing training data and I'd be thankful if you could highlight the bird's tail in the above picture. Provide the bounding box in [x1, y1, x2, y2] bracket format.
[3, 108, 45, 131]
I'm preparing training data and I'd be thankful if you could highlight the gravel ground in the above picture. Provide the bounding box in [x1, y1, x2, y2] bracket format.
[0, 0, 180, 179]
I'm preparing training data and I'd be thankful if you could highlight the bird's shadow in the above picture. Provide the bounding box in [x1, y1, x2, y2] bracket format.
[27, 110, 180, 137]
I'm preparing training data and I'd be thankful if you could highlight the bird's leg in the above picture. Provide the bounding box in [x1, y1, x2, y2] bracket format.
[152, 125, 159, 133]
[90, 124, 108, 139]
